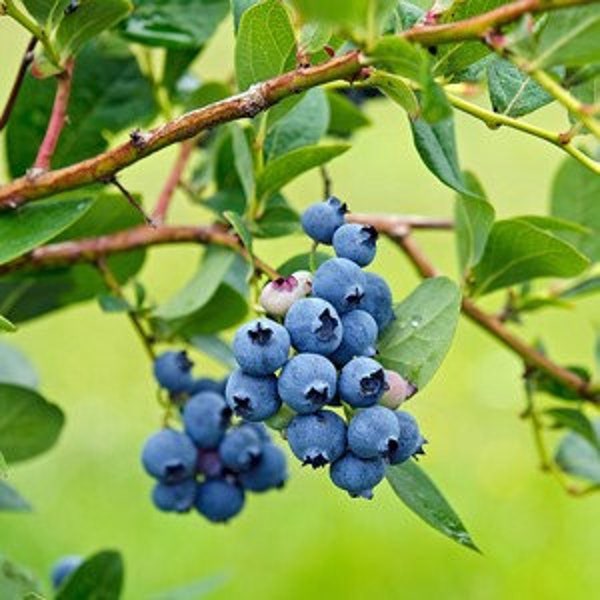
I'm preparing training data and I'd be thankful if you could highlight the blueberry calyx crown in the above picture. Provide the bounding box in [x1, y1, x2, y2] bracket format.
[176, 351, 194, 372]
[247, 321, 274, 346]
[164, 461, 188, 482]
[302, 453, 329, 468]
[359, 368, 386, 396]
[328, 196, 349, 216]
[271, 275, 298, 292]
[360, 225, 379, 247]
[305, 384, 329, 404]
[231, 395, 252, 416]
[345, 286, 364, 308]
[315, 308, 339, 341]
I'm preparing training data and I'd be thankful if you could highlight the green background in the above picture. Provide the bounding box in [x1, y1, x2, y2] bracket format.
[1, 17, 599, 600]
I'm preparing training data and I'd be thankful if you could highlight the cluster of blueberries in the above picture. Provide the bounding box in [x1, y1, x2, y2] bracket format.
[141, 353, 287, 523]
[225, 197, 425, 499]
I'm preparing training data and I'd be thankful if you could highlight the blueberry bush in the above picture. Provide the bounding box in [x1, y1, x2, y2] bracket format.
[1, 0, 599, 596]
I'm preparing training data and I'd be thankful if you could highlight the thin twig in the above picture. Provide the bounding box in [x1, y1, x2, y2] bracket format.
[319, 165, 332, 198]
[107, 176, 155, 226]
[0, 36, 37, 132]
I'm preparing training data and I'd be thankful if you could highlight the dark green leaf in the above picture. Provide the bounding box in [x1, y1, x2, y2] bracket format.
[256, 144, 350, 200]
[326, 91, 371, 138]
[230, 125, 255, 202]
[232, 0, 259, 32]
[550, 157, 600, 262]
[0, 315, 16, 333]
[371, 72, 419, 117]
[6, 37, 157, 177]
[122, 0, 229, 48]
[378, 277, 461, 389]
[559, 276, 600, 299]
[56, 550, 124, 600]
[471, 219, 589, 296]
[0, 452, 6, 478]
[162, 47, 202, 93]
[20, 1, 56, 24]
[386, 461, 478, 551]
[396, 1, 425, 30]
[545, 407, 599, 450]
[98, 294, 132, 313]
[189, 335, 236, 369]
[55, 0, 132, 59]
[0, 384, 64, 463]
[418, 70, 452, 123]
[531, 365, 591, 401]
[252, 197, 300, 239]
[368, 35, 423, 79]
[555, 420, 600, 484]
[0, 555, 41, 599]
[0, 195, 93, 265]
[234, 0, 296, 91]
[223, 211, 253, 253]
[487, 57, 554, 117]
[0, 481, 32, 512]
[518, 215, 591, 236]
[409, 115, 466, 193]
[455, 171, 495, 275]
[277, 251, 331, 275]
[0, 343, 39, 389]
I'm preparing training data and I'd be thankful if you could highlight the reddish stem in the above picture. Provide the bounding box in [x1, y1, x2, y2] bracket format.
[33, 58, 75, 171]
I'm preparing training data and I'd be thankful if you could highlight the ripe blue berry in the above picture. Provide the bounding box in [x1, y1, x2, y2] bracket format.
[339, 357, 388, 408]
[182, 392, 232, 449]
[301, 196, 347, 243]
[188, 377, 224, 395]
[284, 297, 343, 355]
[388, 411, 426, 465]
[286, 410, 347, 468]
[278, 353, 337, 414]
[233, 318, 291, 376]
[239, 443, 288, 492]
[260, 271, 312, 316]
[362, 272, 394, 331]
[347, 406, 401, 459]
[141, 429, 197, 482]
[153, 351, 193, 393]
[329, 310, 378, 366]
[225, 369, 281, 421]
[312, 257, 366, 313]
[329, 452, 386, 499]
[51, 555, 82, 589]
[332, 224, 378, 267]
[219, 425, 263, 472]
[380, 370, 417, 409]
[196, 479, 245, 523]
[197, 449, 225, 478]
[243, 421, 271, 442]
[152, 479, 197, 513]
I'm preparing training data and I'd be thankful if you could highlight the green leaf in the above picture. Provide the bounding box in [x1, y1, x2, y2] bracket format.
[559, 276, 600, 300]
[545, 408, 600, 450]
[326, 91, 371, 138]
[122, 0, 229, 48]
[256, 144, 350, 200]
[0, 481, 32, 512]
[386, 461, 478, 551]
[471, 219, 590, 296]
[299, 21, 332, 53]
[223, 211, 253, 254]
[0, 343, 39, 389]
[98, 294, 132, 313]
[0, 195, 93, 265]
[277, 251, 331, 275]
[531, 365, 591, 402]
[455, 171, 495, 275]
[6, 37, 157, 177]
[0, 451, 6, 478]
[55, 0, 132, 59]
[517, 215, 591, 236]
[265, 89, 330, 160]
[555, 420, 600, 484]
[409, 115, 466, 193]
[162, 47, 202, 93]
[232, 0, 259, 32]
[234, 0, 296, 91]
[487, 57, 554, 117]
[56, 550, 124, 600]
[396, 0, 425, 30]
[532, 5, 600, 68]
[251, 195, 300, 238]
[0, 555, 41, 599]
[189, 335, 236, 369]
[182, 80, 230, 112]
[418, 69, 452, 123]
[371, 71, 419, 117]
[230, 125, 255, 203]
[155, 246, 238, 320]
[20, 0, 56, 24]
[0, 384, 64, 463]
[550, 157, 600, 262]
[0, 315, 16, 333]
[368, 36, 422, 79]
[150, 573, 228, 600]
[378, 277, 461, 389]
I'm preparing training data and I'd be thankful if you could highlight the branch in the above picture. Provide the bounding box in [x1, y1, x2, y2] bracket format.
[0, 36, 37, 132]
[33, 58, 75, 171]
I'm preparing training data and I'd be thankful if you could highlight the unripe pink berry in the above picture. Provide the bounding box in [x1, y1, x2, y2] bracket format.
[259, 271, 313, 316]
[379, 370, 417, 409]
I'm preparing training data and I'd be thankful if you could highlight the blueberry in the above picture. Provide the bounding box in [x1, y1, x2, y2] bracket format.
[347, 406, 401, 459]
[153, 351, 193, 393]
[362, 272, 394, 331]
[51, 555, 82, 589]
[188, 377, 223, 395]
[389, 411, 426, 465]
[329, 310, 378, 366]
[152, 479, 197, 513]
[239, 443, 288, 492]
[219, 425, 263, 472]
[183, 392, 232, 449]
[312, 258, 366, 313]
[380, 370, 417, 409]
[286, 410, 347, 468]
[332, 224, 378, 267]
[197, 449, 225, 478]
[278, 353, 338, 414]
[259, 271, 313, 316]
[196, 479, 245, 523]
[233, 318, 291, 376]
[339, 357, 387, 408]
[301, 196, 348, 243]
[329, 452, 386, 499]
[284, 297, 343, 355]
[225, 369, 281, 421]
[242, 421, 272, 442]
[141, 429, 197, 482]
